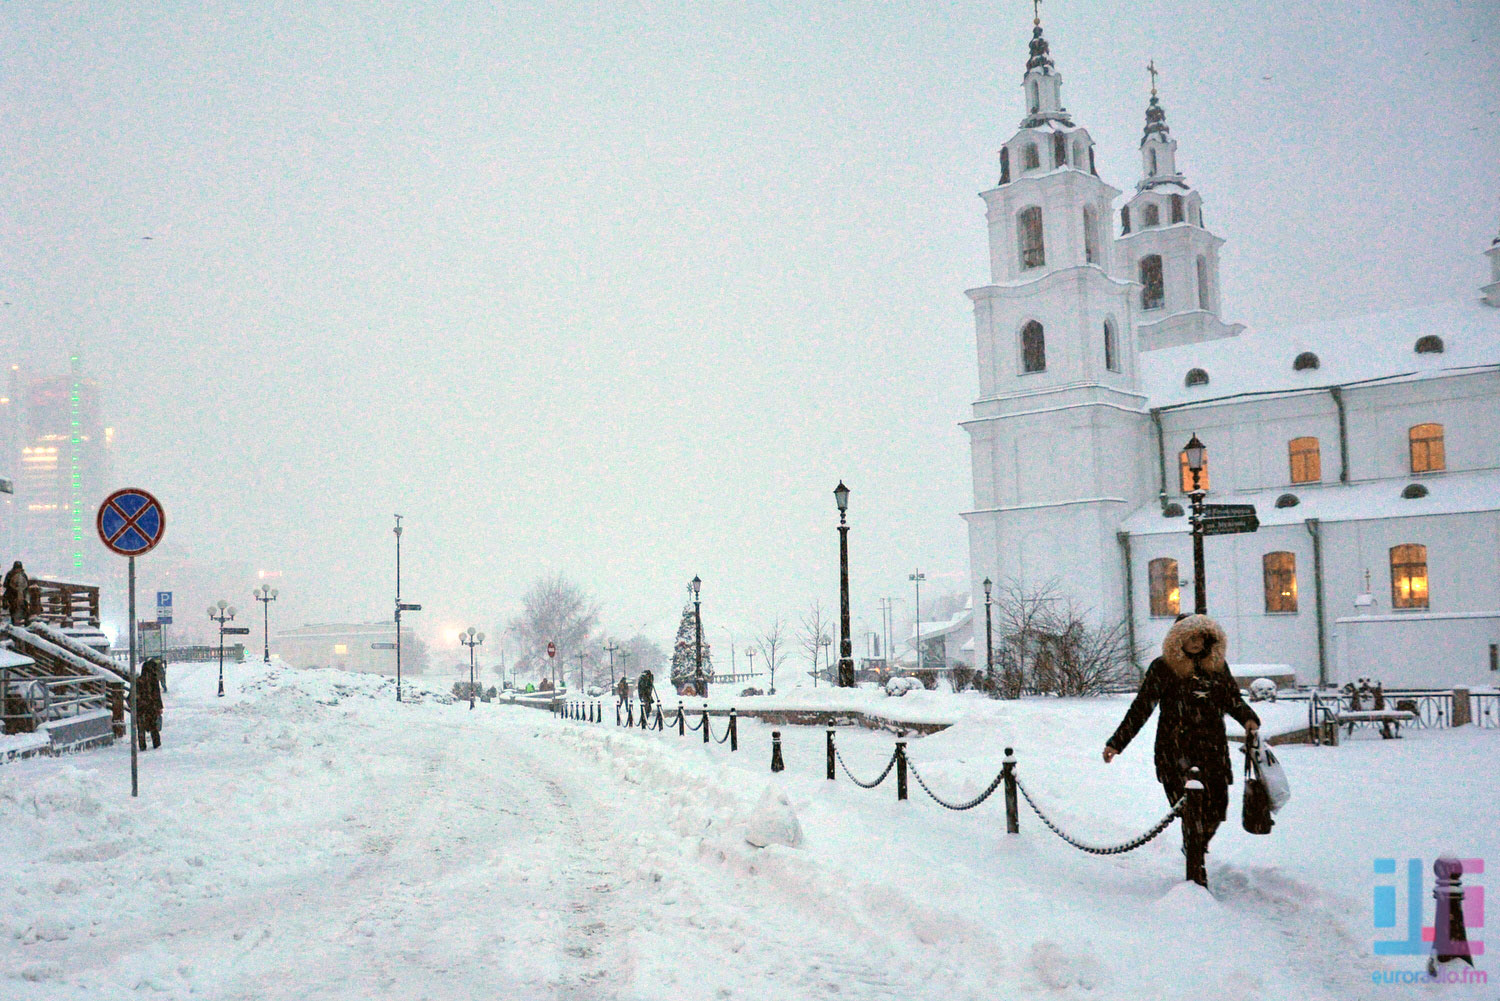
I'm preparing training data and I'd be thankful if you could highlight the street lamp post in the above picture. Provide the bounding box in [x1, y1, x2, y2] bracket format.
[691, 576, 703, 696]
[394, 514, 404, 702]
[208, 600, 236, 698]
[1183, 434, 1208, 614]
[983, 577, 994, 696]
[618, 649, 632, 691]
[603, 640, 619, 688]
[834, 481, 854, 687]
[253, 585, 278, 664]
[909, 570, 926, 674]
[460, 627, 485, 710]
[575, 651, 587, 692]
[819, 636, 831, 685]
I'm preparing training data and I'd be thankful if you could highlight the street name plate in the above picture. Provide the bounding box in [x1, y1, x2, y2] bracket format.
[222, 626, 251, 635]
[371, 642, 397, 650]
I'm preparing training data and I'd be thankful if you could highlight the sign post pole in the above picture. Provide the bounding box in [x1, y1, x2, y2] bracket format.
[128, 556, 138, 798]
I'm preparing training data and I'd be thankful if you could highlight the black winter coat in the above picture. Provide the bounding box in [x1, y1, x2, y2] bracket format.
[1107, 655, 1258, 792]
[136, 661, 164, 726]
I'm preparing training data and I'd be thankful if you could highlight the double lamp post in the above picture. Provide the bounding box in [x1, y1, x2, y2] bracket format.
[460, 627, 485, 710]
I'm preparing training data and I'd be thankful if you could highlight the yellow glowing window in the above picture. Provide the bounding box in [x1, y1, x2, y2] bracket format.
[1390, 544, 1428, 609]
[1148, 558, 1180, 617]
[333, 644, 349, 655]
[1178, 451, 1209, 493]
[1288, 437, 1320, 484]
[1262, 552, 1298, 613]
[1409, 424, 1445, 473]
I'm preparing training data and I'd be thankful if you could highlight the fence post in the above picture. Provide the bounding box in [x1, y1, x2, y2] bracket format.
[826, 729, 836, 781]
[678, 706, 686, 736]
[771, 730, 785, 773]
[702, 707, 710, 744]
[895, 741, 908, 801]
[1183, 766, 1206, 887]
[615, 701, 621, 726]
[1002, 746, 1019, 834]
[654, 704, 664, 731]
[1428, 857, 1476, 976]
[625, 700, 634, 727]
[729, 709, 738, 751]
[640, 700, 649, 729]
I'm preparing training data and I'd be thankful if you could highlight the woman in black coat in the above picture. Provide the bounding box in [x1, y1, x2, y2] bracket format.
[1103, 615, 1259, 874]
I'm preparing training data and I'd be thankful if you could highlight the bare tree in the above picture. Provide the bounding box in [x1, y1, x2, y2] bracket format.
[755, 616, 790, 694]
[991, 578, 1133, 697]
[506, 573, 600, 687]
[798, 601, 832, 686]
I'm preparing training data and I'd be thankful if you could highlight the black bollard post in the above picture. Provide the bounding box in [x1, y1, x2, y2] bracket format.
[1428, 857, 1477, 975]
[894, 741, 908, 801]
[729, 709, 738, 752]
[678, 706, 686, 737]
[826, 729, 836, 781]
[654, 704, 663, 731]
[1002, 747, 1019, 834]
[1183, 766, 1207, 887]
[640, 700, 648, 729]
[771, 730, 785, 773]
[625, 700, 634, 728]
[702, 707, 710, 744]
[616, 701, 622, 727]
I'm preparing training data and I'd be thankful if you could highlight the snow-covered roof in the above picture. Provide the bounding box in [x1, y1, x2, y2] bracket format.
[908, 607, 973, 643]
[1120, 467, 1500, 537]
[1141, 299, 1500, 408]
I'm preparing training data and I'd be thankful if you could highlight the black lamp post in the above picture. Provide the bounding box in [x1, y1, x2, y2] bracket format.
[691, 576, 704, 696]
[460, 627, 484, 710]
[833, 481, 855, 687]
[982, 577, 994, 696]
[253, 585, 278, 664]
[208, 600, 235, 698]
[1183, 433, 1208, 614]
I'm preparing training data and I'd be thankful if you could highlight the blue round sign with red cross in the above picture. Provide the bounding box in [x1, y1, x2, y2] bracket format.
[96, 488, 166, 557]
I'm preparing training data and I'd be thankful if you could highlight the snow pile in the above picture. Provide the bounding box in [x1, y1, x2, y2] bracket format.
[884, 676, 923, 697]
[743, 783, 803, 849]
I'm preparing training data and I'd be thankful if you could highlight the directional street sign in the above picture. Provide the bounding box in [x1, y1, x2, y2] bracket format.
[97, 488, 166, 557]
[397, 602, 422, 612]
[222, 626, 251, 636]
[156, 591, 173, 625]
[1199, 503, 1260, 537]
[371, 642, 397, 650]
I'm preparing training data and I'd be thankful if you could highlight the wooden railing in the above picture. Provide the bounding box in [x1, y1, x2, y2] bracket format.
[23, 579, 101, 629]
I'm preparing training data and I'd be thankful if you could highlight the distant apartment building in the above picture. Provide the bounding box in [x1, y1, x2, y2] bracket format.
[276, 622, 410, 675]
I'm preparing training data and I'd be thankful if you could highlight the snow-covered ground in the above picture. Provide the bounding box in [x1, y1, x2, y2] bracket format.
[2, 661, 1495, 999]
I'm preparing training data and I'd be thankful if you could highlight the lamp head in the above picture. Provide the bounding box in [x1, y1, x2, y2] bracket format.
[690, 575, 701, 597]
[982, 577, 992, 597]
[833, 480, 850, 514]
[1183, 433, 1206, 472]
[218, 599, 228, 610]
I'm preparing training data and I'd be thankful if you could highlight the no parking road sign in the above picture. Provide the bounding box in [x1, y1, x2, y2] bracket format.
[97, 488, 166, 557]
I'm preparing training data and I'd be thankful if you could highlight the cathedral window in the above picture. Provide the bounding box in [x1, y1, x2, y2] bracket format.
[1021, 321, 1046, 373]
[1390, 544, 1429, 609]
[1409, 424, 1445, 473]
[1196, 256, 1211, 310]
[1120, 206, 1131, 234]
[999, 147, 1011, 184]
[1148, 148, 1158, 175]
[1289, 437, 1321, 484]
[1023, 143, 1040, 171]
[1170, 195, 1185, 223]
[1083, 205, 1100, 265]
[1148, 558, 1180, 617]
[1263, 552, 1298, 613]
[1140, 255, 1165, 310]
[1293, 352, 1319, 371]
[1183, 368, 1209, 388]
[1103, 320, 1119, 373]
[1088, 145, 1097, 175]
[1178, 447, 1209, 491]
[1017, 207, 1045, 270]
[1414, 335, 1444, 354]
[1052, 132, 1067, 168]
[1142, 203, 1160, 228]
[1028, 81, 1039, 115]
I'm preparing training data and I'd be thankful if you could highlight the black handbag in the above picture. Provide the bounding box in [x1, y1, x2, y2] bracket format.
[1242, 739, 1275, 835]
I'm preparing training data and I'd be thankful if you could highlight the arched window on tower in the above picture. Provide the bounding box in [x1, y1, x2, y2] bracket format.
[1021, 321, 1046, 373]
[1170, 194, 1185, 223]
[1149, 148, 1158, 175]
[1023, 143, 1040, 171]
[1052, 132, 1067, 168]
[1028, 81, 1039, 114]
[1142, 203, 1160, 228]
[1088, 146, 1097, 175]
[1390, 544, 1429, 609]
[999, 147, 1011, 185]
[1103, 320, 1120, 373]
[1140, 255, 1165, 310]
[1120, 206, 1131, 234]
[1148, 558, 1180, 617]
[1263, 552, 1298, 613]
[1017, 207, 1045, 270]
[1289, 437, 1321, 484]
[1082, 205, 1100, 265]
[1196, 256, 1211, 311]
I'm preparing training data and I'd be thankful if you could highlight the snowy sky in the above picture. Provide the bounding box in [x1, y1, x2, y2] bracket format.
[3, 1, 1497, 656]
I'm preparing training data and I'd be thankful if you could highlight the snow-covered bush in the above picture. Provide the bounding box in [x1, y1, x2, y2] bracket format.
[1249, 678, 1277, 702]
[885, 676, 922, 697]
[739, 687, 764, 697]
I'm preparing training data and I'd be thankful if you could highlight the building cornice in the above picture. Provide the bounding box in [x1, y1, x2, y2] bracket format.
[962, 496, 1131, 519]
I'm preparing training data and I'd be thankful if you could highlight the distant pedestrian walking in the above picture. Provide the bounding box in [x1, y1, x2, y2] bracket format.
[637, 668, 655, 717]
[615, 675, 629, 704]
[1102, 614, 1259, 884]
[136, 656, 165, 750]
[3, 561, 29, 623]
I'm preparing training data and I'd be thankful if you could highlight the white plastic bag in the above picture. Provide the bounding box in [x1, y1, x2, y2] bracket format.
[1249, 733, 1291, 813]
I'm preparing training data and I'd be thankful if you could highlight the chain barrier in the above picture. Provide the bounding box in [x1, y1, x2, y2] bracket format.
[905, 758, 1008, 812]
[1015, 778, 1183, 855]
[833, 745, 897, 789]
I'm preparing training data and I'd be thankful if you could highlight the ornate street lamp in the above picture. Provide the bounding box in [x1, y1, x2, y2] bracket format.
[834, 481, 854, 687]
[1183, 434, 1208, 614]
[982, 577, 994, 696]
[253, 585, 278, 664]
[208, 600, 236, 698]
[691, 576, 704, 696]
[460, 627, 485, 710]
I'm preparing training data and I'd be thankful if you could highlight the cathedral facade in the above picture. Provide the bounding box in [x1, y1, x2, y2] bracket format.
[962, 20, 1500, 688]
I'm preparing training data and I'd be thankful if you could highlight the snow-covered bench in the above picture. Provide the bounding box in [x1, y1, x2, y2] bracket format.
[1335, 709, 1415, 739]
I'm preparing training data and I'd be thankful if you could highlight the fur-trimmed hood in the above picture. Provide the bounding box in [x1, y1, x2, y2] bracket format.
[1160, 614, 1228, 677]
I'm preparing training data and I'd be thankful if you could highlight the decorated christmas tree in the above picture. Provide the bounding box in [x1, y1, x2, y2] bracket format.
[669, 600, 713, 685]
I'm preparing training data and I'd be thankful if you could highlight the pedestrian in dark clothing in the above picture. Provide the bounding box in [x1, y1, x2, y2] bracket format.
[637, 669, 655, 718]
[615, 676, 630, 704]
[1103, 615, 1259, 882]
[3, 561, 29, 623]
[693, 666, 707, 698]
[136, 656, 165, 750]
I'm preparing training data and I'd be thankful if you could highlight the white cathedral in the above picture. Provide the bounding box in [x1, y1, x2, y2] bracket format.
[959, 19, 1500, 689]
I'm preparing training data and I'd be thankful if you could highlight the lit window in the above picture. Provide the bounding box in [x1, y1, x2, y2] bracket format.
[1017, 207, 1045, 270]
[1289, 437, 1321, 484]
[1263, 552, 1298, 613]
[1409, 424, 1445, 473]
[1179, 449, 1209, 492]
[1390, 544, 1428, 609]
[1140, 255, 1164, 310]
[1148, 558, 1180, 617]
[333, 644, 349, 655]
[1021, 321, 1046, 373]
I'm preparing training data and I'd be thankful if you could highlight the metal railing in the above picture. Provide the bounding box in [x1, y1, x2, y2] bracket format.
[1, 670, 110, 733]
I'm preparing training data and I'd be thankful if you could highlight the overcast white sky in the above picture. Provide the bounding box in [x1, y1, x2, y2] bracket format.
[3, 1, 1497, 656]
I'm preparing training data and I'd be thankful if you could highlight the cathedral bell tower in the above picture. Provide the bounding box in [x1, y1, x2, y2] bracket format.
[962, 11, 1150, 622]
[1115, 63, 1243, 350]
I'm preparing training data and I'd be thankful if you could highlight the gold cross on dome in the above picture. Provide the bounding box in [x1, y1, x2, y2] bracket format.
[1033, 0, 1042, 25]
[1147, 59, 1160, 96]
